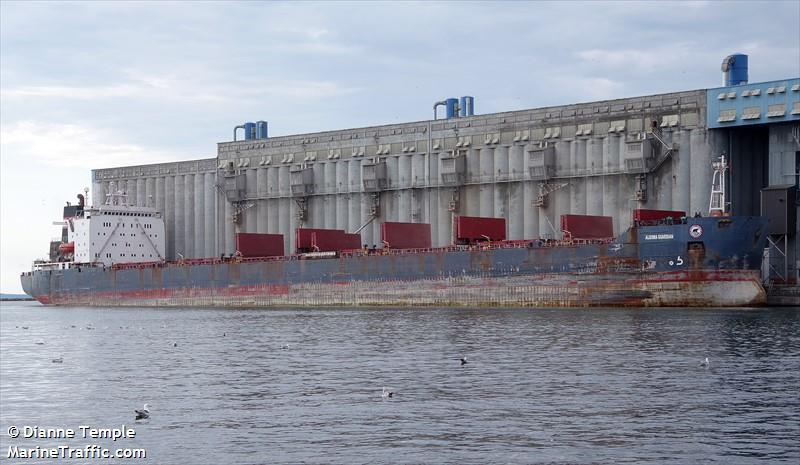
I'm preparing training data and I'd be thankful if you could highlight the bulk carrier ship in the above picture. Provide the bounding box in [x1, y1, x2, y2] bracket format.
[21, 156, 770, 307]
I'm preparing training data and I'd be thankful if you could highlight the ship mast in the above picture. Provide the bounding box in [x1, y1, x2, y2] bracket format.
[708, 153, 729, 217]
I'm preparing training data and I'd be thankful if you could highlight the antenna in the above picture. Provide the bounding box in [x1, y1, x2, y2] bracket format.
[708, 153, 729, 216]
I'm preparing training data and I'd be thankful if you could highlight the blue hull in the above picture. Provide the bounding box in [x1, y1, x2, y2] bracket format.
[21, 217, 769, 307]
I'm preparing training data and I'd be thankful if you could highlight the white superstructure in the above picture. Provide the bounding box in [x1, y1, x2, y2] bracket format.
[68, 190, 166, 266]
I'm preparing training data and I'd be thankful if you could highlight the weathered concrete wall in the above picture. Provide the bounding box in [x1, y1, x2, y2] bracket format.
[95, 89, 717, 260]
[92, 159, 218, 261]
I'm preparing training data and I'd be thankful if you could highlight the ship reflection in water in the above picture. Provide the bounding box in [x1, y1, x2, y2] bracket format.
[1, 302, 798, 464]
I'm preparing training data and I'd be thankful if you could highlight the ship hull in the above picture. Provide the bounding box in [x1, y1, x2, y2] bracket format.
[22, 270, 765, 308]
[21, 216, 769, 308]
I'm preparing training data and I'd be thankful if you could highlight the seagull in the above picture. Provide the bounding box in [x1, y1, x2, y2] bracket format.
[134, 404, 150, 420]
[51, 357, 63, 364]
[280, 344, 290, 350]
[700, 357, 710, 367]
[381, 387, 394, 398]
[460, 356, 468, 366]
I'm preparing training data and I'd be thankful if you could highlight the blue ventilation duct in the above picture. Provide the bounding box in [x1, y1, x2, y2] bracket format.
[243, 122, 256, 140]
[445, 98, 459, 119]
[459, 96, 474, 117]
[721, 54, 748, 86]
[256, 121, 268, 139]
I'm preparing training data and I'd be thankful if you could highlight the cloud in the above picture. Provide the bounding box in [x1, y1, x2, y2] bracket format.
[573, 44, 721, 74]
[1, 72, 360, 105]
[1, 83, 143, 100]
[0, 121, 191, 170]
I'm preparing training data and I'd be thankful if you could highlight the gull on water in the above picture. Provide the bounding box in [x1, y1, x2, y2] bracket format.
[460, 356, 468, 366]
[51, 357, 63, 364]
[700, 357, 710, 367]
[135, 404, 150, 420]
[381, 387, 394, 398]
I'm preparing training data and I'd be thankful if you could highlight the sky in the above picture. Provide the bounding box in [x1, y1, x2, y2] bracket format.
[1, 1, 798, 293]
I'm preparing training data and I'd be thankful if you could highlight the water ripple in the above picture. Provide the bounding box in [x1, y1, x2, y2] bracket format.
[1, 302, 798, 464]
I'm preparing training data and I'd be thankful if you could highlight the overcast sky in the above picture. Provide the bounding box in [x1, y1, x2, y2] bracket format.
[1, 1, 798, 293]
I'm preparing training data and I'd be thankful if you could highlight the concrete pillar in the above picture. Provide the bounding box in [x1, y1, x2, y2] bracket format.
[479, 147, 494, 216]
[184, 173, 194, 258]
[385, 156, 399, 223]
[204, 173, 215, 257]
[336, 161, 348, 230]
[361, 192, 375, 247]
[349, 160, 362, 233]
[243, 168, 256, 232]
[494, 146, 509, 221]
[256, 168, 268, 233]
[193, 173, 203, 258]
[384, 155, 397, 189]
[438, 188, 454, 245]
[411, 153, 425, 188]
[464, 148, 479, 216]
[602, 136, 620, 218]
[313, 163, 327, 228]
[398, 155, 412, 222]
[508, 146, 525, 240]
[136, 179, 145, 207]
[399, 154, 411, 189]
[155, 177, 165, 221]
[655, 159, 673, 211]
[268, 167, 280, 234]
[267, 166, 279, 197]
[174, 175, 185, 258]
[164, 176, 175, 260]
[277, 166, 291, 252]
[690, 128, 715, 216]
[523, 181, 538, 239]
[145, 177, 154, 208]
[571, 139, 587, 215]
[91, 181, 104, 207]
[223, 196, 234, 255]
[673, 129, 691, 213]
[428, 153, 440, 243]
[554, 141, 571, 235]
[126, 180, 136, 204]
[587, 138, 604, 216]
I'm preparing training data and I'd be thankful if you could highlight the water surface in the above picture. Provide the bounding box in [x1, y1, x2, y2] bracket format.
[1, 302, 798, 464]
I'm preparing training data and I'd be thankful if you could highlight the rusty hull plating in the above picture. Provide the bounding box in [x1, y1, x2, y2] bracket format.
[21, 216, 769, 308]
